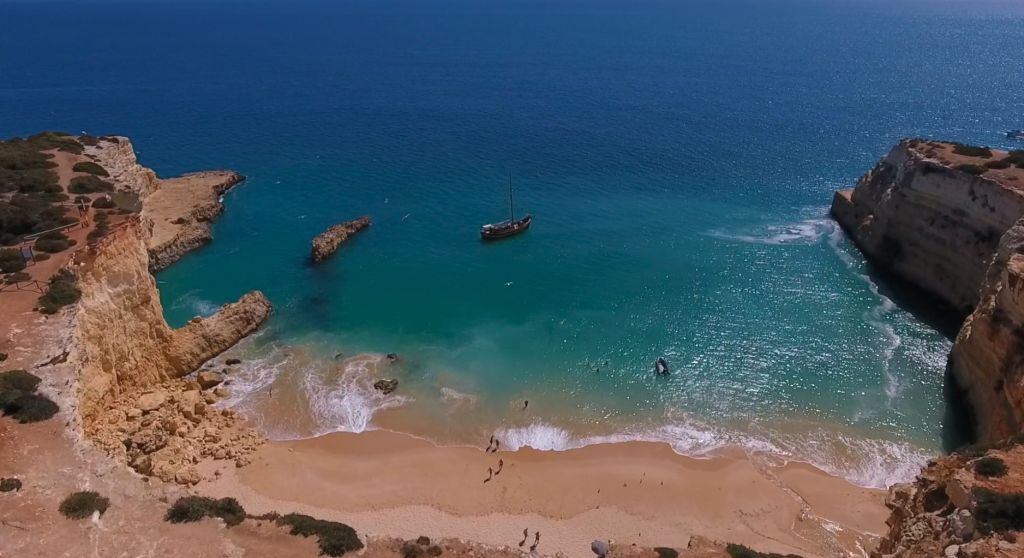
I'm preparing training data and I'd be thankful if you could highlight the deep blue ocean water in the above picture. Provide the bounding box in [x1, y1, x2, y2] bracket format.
[4, 0, 1023, 487]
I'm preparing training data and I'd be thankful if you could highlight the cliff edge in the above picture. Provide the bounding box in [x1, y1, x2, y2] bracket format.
[832, 140, 1024, 444]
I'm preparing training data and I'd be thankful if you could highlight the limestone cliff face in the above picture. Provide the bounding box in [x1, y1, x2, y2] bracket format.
[832, 139, 1024, 315]
[949, 222, 1024, 442]
[833, 139, 1024, 444]
[70, 218, 271, 423]
[84, 136, 160, 197]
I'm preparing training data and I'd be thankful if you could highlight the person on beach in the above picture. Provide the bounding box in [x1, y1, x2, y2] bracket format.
[530, 531, 540, 552]
[519, 529, 528, 547]
[495, 459, 504, 475]
[492, 439, 500, 452]
[484, 467, 493, 483]
[486, 435, 495, 452]
[523, 400, 529, 410]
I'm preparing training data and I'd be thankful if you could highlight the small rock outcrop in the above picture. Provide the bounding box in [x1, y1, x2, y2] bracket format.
[311, 216, 371, 263]
[373, 378, 399, 395]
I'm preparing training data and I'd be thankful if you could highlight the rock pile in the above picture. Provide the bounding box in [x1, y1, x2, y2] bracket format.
[85, 373, 263, 486]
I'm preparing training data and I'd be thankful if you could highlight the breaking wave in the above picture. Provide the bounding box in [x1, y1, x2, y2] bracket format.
[304, 355, 411, 435]
[706, 217, 835, 245]
[497, 418, 930, 489]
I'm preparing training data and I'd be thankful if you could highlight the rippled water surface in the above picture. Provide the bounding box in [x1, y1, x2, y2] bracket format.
[4, 0, 1023, 487]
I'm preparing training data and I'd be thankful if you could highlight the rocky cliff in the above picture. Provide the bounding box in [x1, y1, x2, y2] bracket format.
[144, 170, 246, 271]
[84, 136, 160, 197]
[833, 140, 1024, 443]
[311, 216, 372, 262]
[831, 140, 1024, 315]
[874, 440, 1024, 558]
[70, 218, 271, 422]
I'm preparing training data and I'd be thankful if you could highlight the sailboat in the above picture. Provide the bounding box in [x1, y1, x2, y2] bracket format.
[480, 175, 532, 240]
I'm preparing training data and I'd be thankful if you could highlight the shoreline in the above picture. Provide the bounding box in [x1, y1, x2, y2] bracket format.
[197, 428, 889, 558]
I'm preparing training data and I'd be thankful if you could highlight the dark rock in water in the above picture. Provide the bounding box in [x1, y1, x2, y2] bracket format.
[333, 353, 345, 360]
[373, 378, 399, 395]
[225, 358, 241, 366]
[386, 353, 400, 363]
[591, 540, 608, 557]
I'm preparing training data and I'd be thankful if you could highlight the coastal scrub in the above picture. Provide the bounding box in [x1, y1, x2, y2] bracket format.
[59, 491, 110, 519]
[276, 513, 364, 556]
[165, 496, 246, 527]
[39, 269, 81, 314]
[0, 369, 58, 423]
[725, 544, 803, 558]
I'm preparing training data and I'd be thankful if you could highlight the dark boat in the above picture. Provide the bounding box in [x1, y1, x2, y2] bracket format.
[1008, 130, 1024, 140]
[481, 175, 532, 240]
[655, 357, 669, 375]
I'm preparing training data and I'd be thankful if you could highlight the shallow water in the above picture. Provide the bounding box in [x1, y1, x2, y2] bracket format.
[4, 0, 1023, 488]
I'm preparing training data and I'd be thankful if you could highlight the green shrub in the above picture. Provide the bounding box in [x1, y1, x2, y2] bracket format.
[974, 456, 1009, 478]
[0, 370, 42, 393]
[58, 491, 109, 519]
[34, 231, 71, 253]
[165, 496, 246, 527]
[955, 164, 988, 176]
[91, 197, 115, 209]
[0, 249, 26, 273]
[33, 253, 50, 262]
[38, 269, 80, 314]
[77, 135, 101, 147]
[0, 477, 21, 492]
[27, 132, 83, 155]
[71, 161, 108, 176]
[1, 392, 59, 423]
[985, 159, 1012, 170]
[655, 548, 679, 558]
[951, 143, 993, 158]
[4, 271, 30, 284]
[277, 513, 364, 556]
[69, 175, 113, 194]
[0, 353, 6, 362]
[725, 544, 803, 558]
[1005, 151, 1024, 168]
[87, 223, 110, 244]
[973, 487, 1024, 533]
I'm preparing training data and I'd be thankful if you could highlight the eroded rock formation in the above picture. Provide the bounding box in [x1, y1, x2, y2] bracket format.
[69, 217, 270, 483]
[144, 170, 246, 271]
[84, 136, 160, 197]
[874, 441, 1024, 558]
[311, 216, 371, 263]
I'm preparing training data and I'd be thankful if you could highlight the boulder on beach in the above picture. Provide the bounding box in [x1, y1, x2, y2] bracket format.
[311, 216, 371, 263]
[196, 370, 225, 390]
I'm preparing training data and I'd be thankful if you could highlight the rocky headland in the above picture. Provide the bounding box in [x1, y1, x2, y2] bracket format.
[833, 139, 1024, 557]
[311, 216, 371, 263]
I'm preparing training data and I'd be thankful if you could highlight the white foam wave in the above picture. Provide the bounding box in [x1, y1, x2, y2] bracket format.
[707, 218, 835, 246]
[826, 220, 904, 401]
[495, 419, 928, 489]
[304, 356, 410, 435]
[169, 291, 219, 318]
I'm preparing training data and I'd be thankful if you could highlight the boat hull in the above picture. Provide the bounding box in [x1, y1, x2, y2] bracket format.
[481, 215, 532, 240]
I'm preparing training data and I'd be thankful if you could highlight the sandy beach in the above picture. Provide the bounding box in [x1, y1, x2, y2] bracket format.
[198, 429, 889, 557]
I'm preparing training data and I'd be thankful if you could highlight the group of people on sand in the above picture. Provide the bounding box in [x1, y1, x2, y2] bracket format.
[519, 529, 541, 552]
[483, 435, 503, 483]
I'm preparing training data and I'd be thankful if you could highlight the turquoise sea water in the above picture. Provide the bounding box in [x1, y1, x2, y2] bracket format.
[4, 0, 1024, 488]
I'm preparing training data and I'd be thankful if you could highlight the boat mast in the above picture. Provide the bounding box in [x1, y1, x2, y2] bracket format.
[508, 173, 515, 221]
